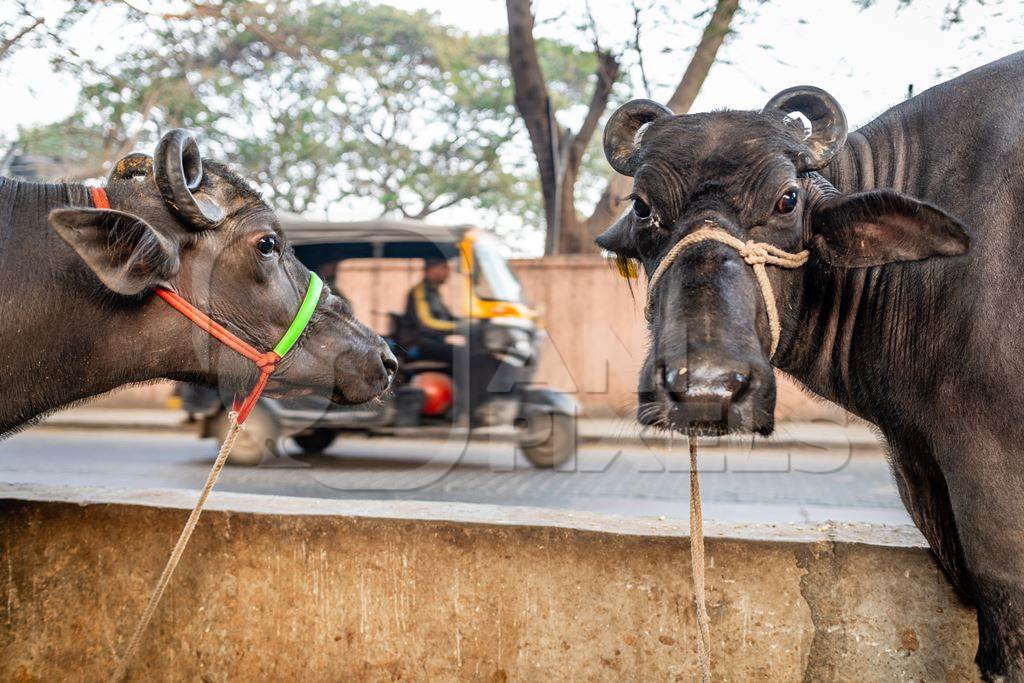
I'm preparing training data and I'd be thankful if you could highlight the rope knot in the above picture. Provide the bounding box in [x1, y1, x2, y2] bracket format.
[644, 223, 811, 359]
[255, 352, 279, 372]
[740, 241, 770, 265]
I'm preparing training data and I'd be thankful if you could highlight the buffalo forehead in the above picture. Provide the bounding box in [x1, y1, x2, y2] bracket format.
[201, 161, 269, 216]
[635, 113, 796, 212]
[640, 111, 793, 174]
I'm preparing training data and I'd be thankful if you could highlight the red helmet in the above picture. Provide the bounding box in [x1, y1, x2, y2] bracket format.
[410, 372, 453, 416]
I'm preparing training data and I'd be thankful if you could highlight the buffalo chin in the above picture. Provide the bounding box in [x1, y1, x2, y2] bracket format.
[330, 383, 392, 406]
[638, 396, 775, 437]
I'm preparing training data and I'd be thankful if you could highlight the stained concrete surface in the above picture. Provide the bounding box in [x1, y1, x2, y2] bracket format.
[1, 495, 978, 682]
[2, 425, 974, 680]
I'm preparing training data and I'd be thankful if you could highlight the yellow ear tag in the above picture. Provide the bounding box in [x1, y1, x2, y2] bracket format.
[615, 256, 639, 280]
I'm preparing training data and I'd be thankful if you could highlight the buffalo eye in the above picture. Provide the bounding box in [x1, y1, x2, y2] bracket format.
[256, 234, 279, 257]
[632, 196, 652, 219]
[775, 189, 799, 214]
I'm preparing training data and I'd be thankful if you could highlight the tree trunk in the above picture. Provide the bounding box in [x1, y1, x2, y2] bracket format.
[506, 0, 740, 255]
[583, 0, 741, 251]
[554, 50, 619, 254]
[505, 0, 561, 254]
[665, 0, 740, 114]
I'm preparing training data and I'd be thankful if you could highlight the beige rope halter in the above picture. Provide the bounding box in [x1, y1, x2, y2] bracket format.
[643, 221, 808, 681]
[644, 221, 810, 357]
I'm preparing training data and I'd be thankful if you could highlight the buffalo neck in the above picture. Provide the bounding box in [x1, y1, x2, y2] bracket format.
[0, 178, 185, 435]
[776, 256, 956, 427]
[819, 100, 923, 196]
[775, 103, 957, 426]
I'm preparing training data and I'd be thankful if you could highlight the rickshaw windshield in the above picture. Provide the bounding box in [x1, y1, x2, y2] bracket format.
[473, 234, 523, 303]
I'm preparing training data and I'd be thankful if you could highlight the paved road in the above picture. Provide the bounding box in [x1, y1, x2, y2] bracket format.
[0, 426, 912, 525]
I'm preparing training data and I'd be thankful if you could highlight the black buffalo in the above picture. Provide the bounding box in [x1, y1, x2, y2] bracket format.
[597, 52, 1024, 679]
[0, 130, 396, 436]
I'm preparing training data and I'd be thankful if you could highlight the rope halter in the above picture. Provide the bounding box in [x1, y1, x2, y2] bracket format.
[91, 185, 326, 682]
[89, 186, 323, 423]
[644, 220, 810, 357]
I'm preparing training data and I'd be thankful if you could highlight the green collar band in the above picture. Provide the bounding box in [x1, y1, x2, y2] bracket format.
[273, 272, 324, 357]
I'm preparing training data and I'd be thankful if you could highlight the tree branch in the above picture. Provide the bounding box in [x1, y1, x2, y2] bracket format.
[631, 0, 651, 97]
[0, 15, 44, 63]
[556, 48, 619, 252]
[584, 0, 740, 241]
[569, 51, 619, 162]
[665, 0, 739, 114]
[412, 192, 464, 219]
[581, 0, 602, 53]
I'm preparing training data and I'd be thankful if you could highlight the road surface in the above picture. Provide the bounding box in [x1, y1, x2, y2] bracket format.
[0, 425, 912, 526]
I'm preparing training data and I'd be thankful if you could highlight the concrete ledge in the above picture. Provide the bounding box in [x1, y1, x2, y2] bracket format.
[1, 486, 978, 681]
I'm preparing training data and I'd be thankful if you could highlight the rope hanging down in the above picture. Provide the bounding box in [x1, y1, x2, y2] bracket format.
[90, 187, 326, 681]
[689, 439, 711, 683]
[109, 420, 243, 682]
[645, 221, 811, 681]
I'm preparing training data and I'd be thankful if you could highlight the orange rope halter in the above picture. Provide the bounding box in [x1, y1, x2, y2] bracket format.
[90, 185, 325, 680]
[88, 186, 306, 422]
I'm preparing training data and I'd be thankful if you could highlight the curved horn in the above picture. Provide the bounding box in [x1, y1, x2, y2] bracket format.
[762, 86, 848, 170]
[603, 99, 674, 176]
[108, 152, 153, 182]
[153, 129, 225, 230]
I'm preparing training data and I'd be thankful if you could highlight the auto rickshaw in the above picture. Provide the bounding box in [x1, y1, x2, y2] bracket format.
[180, 216, 579, 467]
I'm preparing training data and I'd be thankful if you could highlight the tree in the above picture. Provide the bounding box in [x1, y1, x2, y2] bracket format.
[14, 1, 595, 227]
[506, 0, 740, 255]
[0, 6, 44, 64]
[0, 2, 89, 65]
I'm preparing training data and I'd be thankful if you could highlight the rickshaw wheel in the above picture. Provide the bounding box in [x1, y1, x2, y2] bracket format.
[520, 412, 575, 467]
[293, 429, 337, 454]
[211, 404, 280, 466]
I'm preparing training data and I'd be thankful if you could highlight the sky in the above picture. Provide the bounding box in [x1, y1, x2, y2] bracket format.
[385, 0, 1022, 127]
[1, 0, 1022, 252]
[4, 0, 1022, 135]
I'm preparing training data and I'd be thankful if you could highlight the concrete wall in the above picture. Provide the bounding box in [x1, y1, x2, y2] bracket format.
[90, 255, 854, 423]
[338, 255, 853, 422]
[1, 490, 978, 682]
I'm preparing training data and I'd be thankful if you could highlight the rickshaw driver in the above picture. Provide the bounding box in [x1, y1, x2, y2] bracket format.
[399, 258, 463, 369]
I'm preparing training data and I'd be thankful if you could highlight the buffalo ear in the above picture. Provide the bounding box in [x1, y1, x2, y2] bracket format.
[810, 189, 969, 268]
[49, 208, 180, 295]
[595, 211, 637, 256]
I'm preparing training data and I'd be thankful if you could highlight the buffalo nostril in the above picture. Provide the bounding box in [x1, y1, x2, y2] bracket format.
[660, 362, 751, 404]
[657, 360, 757, 432]
[685, 369, 750, 404]
[723, 370, 751, 402]
[661, 365, 688, 402]
[381, 351, 398, 376]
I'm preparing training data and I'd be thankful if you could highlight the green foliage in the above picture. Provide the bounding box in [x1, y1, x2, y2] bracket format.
[14, 115, 106, 175]
[536, 37, 600, 112]
[14, 1, 598, 231]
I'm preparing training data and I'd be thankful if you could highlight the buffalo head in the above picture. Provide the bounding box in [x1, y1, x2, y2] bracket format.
[597, 88, 969, 435]
[48, 130, 396, 405]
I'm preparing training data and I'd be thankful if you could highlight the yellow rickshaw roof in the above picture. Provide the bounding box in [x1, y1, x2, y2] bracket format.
[279, 212, 478, 249]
